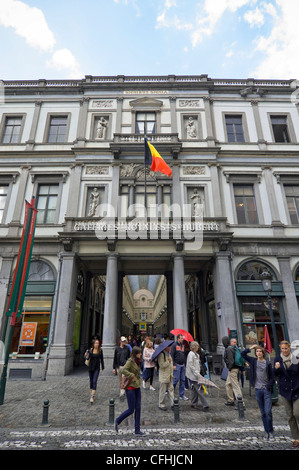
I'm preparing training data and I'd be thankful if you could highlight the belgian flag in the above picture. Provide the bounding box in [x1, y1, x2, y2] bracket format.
[144, 137, 172, 177]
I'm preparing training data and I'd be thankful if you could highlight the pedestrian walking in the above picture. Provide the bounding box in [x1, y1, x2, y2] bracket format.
[171, 334, 188, 401]
[84, 338, 104, 404]
[142, 339, 156, 390]
[186, 341, 210, 411]
[222, 336, 244, 407]
[241, 344, 275, 439]
[157, 343, 174, 411]
[114, 346, 144, 435]
[113, 336, 131, 399]
[274, 340, 299, 448]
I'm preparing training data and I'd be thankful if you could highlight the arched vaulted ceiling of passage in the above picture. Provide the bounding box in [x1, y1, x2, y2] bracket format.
[127, 275, 161, 297]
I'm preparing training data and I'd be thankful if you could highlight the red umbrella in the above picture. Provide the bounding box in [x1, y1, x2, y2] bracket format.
[170, 329, 194, 342]
[264, 325, 272, 353]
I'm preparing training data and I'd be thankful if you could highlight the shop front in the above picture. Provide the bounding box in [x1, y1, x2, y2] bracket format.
[236, 260, 289, 357]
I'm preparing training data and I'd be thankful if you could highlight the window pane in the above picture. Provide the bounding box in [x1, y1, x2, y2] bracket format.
[36, 184, 58, 224]
[225, 115, 244, 142]
[234, 185, 258, 224]
[48, 116, 67, 142]
[2, 117, 22, 143]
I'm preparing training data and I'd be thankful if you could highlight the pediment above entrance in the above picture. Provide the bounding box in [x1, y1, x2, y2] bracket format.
[129, 97, 163, 110]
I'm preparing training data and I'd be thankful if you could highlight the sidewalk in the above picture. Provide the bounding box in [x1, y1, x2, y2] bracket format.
[0, 367, 295, 451]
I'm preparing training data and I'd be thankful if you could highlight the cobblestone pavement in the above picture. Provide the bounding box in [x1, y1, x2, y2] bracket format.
[0, 367, 296, 452]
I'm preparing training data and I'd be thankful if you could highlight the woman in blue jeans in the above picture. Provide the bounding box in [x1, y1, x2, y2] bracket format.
[114, 347, 144, 435]
[85, 338, 104, 404]
[241, 344, 275, 439]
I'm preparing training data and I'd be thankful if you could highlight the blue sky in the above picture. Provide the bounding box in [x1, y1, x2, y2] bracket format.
[0, 0, 298, 80]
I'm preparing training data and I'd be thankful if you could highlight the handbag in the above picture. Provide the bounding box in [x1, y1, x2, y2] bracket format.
[120, 374, 131, 390]
[84, 349, 91, 367]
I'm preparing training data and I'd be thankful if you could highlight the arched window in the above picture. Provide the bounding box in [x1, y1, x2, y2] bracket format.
[236, 260, 287, 353]
[237, 260, 276, 281]
[27, 260, 55, 281]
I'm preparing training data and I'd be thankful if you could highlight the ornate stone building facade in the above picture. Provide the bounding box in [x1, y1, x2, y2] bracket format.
[0, 75, 299, 377]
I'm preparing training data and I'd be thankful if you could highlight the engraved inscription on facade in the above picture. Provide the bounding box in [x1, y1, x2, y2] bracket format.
[183, 166, 206, 175]
[86, 165, 109, 175]
[179, 99, 200, 108]
[92, 100, 113, 108]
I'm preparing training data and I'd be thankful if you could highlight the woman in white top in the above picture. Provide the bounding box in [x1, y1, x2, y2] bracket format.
[186, 341, 210, 411]
[142, 339, 156, 390]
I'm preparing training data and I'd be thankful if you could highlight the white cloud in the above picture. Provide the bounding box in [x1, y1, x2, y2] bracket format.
[244, 7, 265, 27]
[191, 0, 254, 46]
[252, 0, 299, 78]
[0, 0, 83, 78]
[0, 0, 56, 51]
[46, 49, 82, 79]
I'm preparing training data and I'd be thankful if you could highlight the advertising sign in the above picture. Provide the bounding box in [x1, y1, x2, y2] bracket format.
[20, 322, 37, 347]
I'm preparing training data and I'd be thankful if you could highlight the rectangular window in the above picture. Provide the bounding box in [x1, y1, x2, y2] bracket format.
[36, 184, 59, 224]
[225, 115, 245, 142]
[234, 184, 258, 224]
[48, 116, 68, 142]
[285, 185, 299, 224]
[136, 112, 156, 134]
[9, 296, 52, 356]
[2, 117, 22, 143]
[0, 185, 8, 223]
[271, 116, 290, 142]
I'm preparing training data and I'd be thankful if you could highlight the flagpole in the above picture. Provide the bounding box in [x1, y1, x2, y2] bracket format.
[144, 133, 147, 218]
[0, 197, 37, 405]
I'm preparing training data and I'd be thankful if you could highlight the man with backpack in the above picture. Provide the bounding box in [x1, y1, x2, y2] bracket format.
[222, 336, 245, 408]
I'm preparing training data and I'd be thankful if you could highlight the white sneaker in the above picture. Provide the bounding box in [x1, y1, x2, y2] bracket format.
[179, 395, 189, 401]
[143, 380, 146, 388]
[150, 386, 155, 391]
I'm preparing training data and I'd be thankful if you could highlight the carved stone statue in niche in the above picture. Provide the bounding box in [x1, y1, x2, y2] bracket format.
[190, 188, 202, 217]
[96, 117, 108, 139]
[186, 116, 197, 139]
[88, 187, 101, 216]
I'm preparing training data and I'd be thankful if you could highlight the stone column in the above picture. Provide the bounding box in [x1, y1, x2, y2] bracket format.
[214, 250, 239, 345]
[65, 163, 83, 218]
[75, 97, 89, 145]
[172, 254, 188, 330]
[102, 253, 119, 370]
[47, 251, 78, 376]
[165, 271, 174, 331]
[8, 166, 31, 237]
[278, 256, 299, 342]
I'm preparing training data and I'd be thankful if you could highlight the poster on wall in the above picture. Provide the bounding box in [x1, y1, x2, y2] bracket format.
[20, 322, 37, 347]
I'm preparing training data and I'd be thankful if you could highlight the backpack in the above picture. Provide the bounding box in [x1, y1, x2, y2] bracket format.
[233, 347, 245, 367]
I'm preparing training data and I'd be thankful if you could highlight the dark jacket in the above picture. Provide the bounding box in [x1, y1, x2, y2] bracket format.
[274, 355, 299, 401]
[171, 341, 186, 366]
[89, 349, 104, 372]
[241, 348, 275, 391]
[222, 336, 238, 371]
[113, 345, 130, 369]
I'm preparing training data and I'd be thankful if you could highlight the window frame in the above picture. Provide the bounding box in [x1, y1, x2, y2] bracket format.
[225, 172, 263, 225]
[268, 112, 296, 143]
[223, 112, 249, 143]
[0, 114, 26, 144]
[32, 175, 65, 225]
[43, 113, 71, 143]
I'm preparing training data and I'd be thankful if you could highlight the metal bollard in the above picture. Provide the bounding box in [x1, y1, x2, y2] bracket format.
[108, 398, 115, 425]
[173, 398, 179, 424]
[42, 399, 49, 425]
[237, 395, 245, 420]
